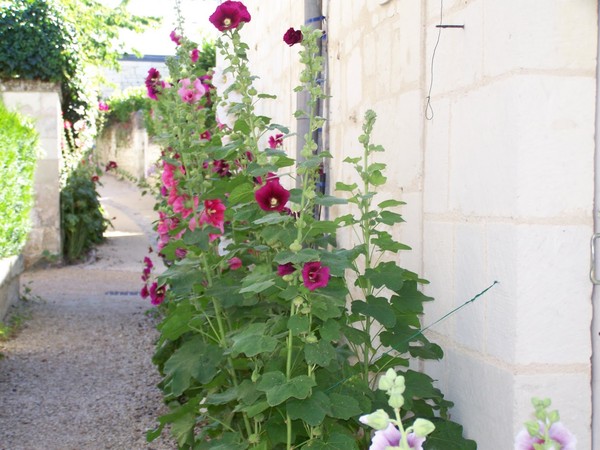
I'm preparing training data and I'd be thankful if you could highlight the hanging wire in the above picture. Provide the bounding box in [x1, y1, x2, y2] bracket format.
[425, 0, 444, 120]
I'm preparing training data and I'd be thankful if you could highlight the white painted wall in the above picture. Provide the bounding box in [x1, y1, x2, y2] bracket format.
[237, 1, 597, 448]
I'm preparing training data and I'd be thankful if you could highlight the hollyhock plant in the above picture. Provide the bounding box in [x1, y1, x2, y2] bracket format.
[209, 0, 251, 32]
[301, 261, 330, 291]
[191, 48, 200, 63]
[255, 177, 290, 212]
[283, 27, 303, 46]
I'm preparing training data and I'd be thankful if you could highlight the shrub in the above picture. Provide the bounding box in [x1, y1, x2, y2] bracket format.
[0, 100, 38, 258]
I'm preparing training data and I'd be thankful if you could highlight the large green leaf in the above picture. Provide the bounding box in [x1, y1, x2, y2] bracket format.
[351, 296, 396, 328]
[362, 261, 406, 292]
[287, 391, 331, 426]
[304, 340, 336, 366]
[329, 393, 362, 420]
[256, 371, 316, 406]
[231, 323, 278, 357]
[163, 336, 223, 396]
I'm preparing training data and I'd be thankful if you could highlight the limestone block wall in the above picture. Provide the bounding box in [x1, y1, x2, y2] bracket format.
[96, 112, 161, 180]
[0, 81, 62, 267]
[236, 1, 597, 448]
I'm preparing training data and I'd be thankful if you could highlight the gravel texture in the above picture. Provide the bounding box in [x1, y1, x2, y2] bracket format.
[0, 176, 175, 450]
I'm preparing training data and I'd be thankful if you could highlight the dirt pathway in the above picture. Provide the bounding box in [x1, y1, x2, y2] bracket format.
[0, 175, 174, 450]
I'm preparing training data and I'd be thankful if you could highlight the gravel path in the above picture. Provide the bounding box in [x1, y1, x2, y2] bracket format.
[0, 176, 175, 450]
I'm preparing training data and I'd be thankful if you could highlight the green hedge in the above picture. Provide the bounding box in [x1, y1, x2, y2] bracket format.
[0, 100, 38, 258]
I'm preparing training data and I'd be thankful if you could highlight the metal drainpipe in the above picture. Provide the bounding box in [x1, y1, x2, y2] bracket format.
[592, 2, 600, 447]
[296, 0, 324, 196]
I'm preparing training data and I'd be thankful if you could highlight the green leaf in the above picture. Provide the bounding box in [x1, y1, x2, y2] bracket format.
[240, 400, 270, 418]
[369, 170, 387, 186]
[287, 391, 331, 426]
[304, 433, 359, 449]
[314, 195, 348, 206]
[351, 296, 396, 328]
[257, 372, 317, 406]
[288, 315, 310, 336]
[423, 419, 477, 450]
[258, 93, 277, 99]
[343, 156, 361, 164]
[253, 213, 292, 225]
[320, 319, 341, 342]
[311, 295, 344, 321]
[304, 340, 336, 366]
[233, 118, 251, 134]
[335, 181, 358, 192]
[158, 301, 193, 340]
[231, 323, 279, 357]
[200, 432, 248, 450]
[163, 337, 223, 396]
[205, 386, 239, 405]
[378, 199, 406, 209]
[363, 261, 406, 292]
[372, 231, 412, 253]
[378, 210, 405, 225]
[274, 248, 320, 265]
[329, 393, 362, 420]
[228, 182, 255, 204]
[341, 325, 371, 346]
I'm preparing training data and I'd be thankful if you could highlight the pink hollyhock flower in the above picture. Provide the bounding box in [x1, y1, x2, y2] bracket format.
[209, 0, 251, 32]
[277, 263, 295, 276]
[98, 100, 110, 112]
[200, 130, 211, 141]
[200, 199, 226, 228]
[149, 282, 166, 306]
[143, 256, 153, 270]
[140, 284, 150, 299]
[368, 424, 426, 450]
[255, 178, 290, 212]
[170, 29, 181, 45]
[515, 422, 576, 450]
[268, 133, 284, 149]
[283, 27, 303, 46]
[175, 248, 188, 260]
[302, 262, 330, 291]
[173, 195, 199, 220]
[145, 68, 162, 100]
[63, 120, 72, 129]
[105, 161, 118, 171]
[190, 48, 199, 62]
[228, 257, 242, 270]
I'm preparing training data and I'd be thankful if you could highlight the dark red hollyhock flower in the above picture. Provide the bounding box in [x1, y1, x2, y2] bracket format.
[213, 159, 232, 177]
[149, 282, 166, 306]
[277, 263, 295, 276]
[302, 262, 330, 291]
[145, 68, 162, 100]
[105, 161, 118, 171]
[283, 28, 303, 46]
[268, 133, 284, 149]
[91, 175, 99, 183]
[209, 1, 251, 32]
[255, 178, 290, 212]
[140, 284, 150, 299]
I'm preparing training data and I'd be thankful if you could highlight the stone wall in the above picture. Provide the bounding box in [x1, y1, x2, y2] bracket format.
[96, 111, 161, 180]
[0, 80, 62, 267]
[0, 255, 23, 321]
[240, 1, 596, 448]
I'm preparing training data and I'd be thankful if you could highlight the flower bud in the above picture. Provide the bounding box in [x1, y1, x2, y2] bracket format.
[305, 334, 318, 344]
[282, 274, 294, 282]
[305, 190, 316, 200]
[300, 306, 311, 315]
[293, 296, 304, 307]
[248, 87, 257, 96]
[388, 391, 405, 409]
[412, 418, 435, 437]
[289, 241, 302, 252]
[359, 409, 390, 430]
[378, 368, 398, 391]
